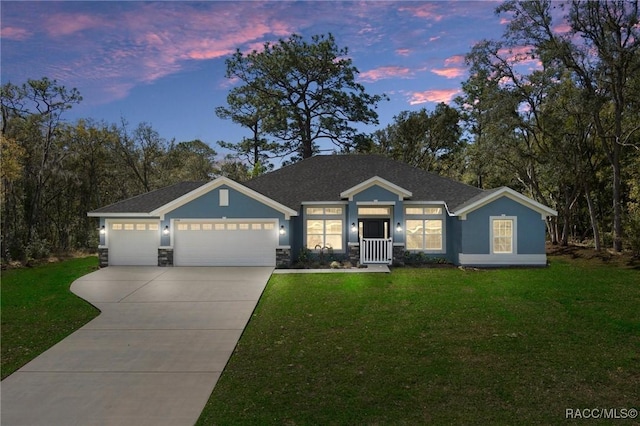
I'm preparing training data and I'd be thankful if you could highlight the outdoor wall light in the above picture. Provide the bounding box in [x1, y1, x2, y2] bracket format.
[396, 222, 403, 232]
[351, 222, 357, 232]
[163, 225, 170, 235]
[279, 225, 286, 235]
[99, 225, 106, 235]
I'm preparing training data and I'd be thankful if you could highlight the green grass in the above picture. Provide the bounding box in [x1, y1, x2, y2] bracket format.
[1, 257, 100, 379]
[198, 259, 640, 425]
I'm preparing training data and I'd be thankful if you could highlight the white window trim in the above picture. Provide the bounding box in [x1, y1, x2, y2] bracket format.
[490, 216, 517, 255]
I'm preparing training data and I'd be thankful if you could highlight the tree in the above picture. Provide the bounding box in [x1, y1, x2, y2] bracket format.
[163, 140, 217, 182]
[368, 104, 464, 177]
[215, 86, 281, 175]
[0, 77, 82, 258]
[497, 0, 640, 250]
[222, 33, 386, 159]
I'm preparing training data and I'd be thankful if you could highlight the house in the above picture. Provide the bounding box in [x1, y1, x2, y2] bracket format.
[88, 155, 557, 268]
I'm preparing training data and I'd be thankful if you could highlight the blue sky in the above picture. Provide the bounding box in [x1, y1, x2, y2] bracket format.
[1, 1, 547, 162]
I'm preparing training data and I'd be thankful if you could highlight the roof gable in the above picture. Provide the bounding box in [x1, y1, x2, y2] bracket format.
[340, 176, 412, 201]
[152, 177, 298, 219]
[453, 187, 557, 219]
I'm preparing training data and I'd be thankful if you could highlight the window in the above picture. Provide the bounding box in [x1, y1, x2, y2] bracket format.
[406, 219, 443, 251]
[148, 224, 159, 231]
[492, 218, 514, 254]
[219, 189, 229, 206]
[307, 219, 343, 250]
[305, 207, 342, 215]
[358, 207, 391, 216]
[112, 223, 122, 230]
[405, 206, 442, 215]
[305, 206, 344, 250]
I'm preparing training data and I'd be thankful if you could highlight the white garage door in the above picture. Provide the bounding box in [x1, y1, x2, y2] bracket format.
[174, 221, 277, 266]
[108, 221, 159, 266]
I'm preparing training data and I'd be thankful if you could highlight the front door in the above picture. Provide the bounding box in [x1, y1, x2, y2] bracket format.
[360, 219, 389, 239]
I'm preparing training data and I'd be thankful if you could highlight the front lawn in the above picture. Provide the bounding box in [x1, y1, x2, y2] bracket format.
[1, 257, 100, 379]
[198, 258, 639, 424]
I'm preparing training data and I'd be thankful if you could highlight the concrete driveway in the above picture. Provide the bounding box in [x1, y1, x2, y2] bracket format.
[1, 266, 273, 426]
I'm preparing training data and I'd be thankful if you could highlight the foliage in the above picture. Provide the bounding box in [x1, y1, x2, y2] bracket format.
[0, 79, 225, 261]
[221, 33, 386, 160]
[1, 256, 99, 379]
[402, 251, 450, 266]
[197, 259, 639, 424]
[364, 103, 465, 179]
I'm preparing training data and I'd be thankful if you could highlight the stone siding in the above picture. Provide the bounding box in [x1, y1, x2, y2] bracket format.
[98, 247, 109, 268]
[158, 248, 174, 267]
[392, 244, 406, 266]
[348, 243, 360, 265]
[276, 247, 291, 267]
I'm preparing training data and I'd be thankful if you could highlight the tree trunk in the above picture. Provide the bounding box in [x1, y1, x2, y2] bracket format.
[611, 140, 623, 252]
[584, 180, 601, 251]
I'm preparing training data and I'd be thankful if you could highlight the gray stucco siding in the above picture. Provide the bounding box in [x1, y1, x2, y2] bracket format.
[460, 196, 546, 255]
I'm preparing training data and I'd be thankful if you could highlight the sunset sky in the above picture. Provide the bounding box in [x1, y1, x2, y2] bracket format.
[1, 1, 558, 162]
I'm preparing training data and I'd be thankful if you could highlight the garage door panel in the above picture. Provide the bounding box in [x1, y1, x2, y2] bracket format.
[174, 221, 276, 267]
[108, 222, 159, 266]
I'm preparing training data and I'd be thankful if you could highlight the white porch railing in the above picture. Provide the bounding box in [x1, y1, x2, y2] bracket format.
[360, 238, 393, 265]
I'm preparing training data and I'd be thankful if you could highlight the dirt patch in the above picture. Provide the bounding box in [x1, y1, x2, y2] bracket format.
[547, 243, 640, 269]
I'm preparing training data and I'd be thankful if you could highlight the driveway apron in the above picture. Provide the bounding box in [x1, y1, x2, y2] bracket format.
[1, 266, 273, 426]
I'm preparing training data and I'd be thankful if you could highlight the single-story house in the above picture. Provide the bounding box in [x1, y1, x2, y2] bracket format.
[88, 154, 557, 267]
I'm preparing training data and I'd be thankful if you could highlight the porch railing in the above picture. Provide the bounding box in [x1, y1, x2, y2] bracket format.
[360, 238, 393, 265]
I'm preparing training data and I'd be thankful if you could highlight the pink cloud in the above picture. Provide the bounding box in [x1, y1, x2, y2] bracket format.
[444, 55, 465, 66]
[408, 89, 461, 105]
[396, 48, 411, 56]
[398, 4, 443, 21]
[43, 13, 108, 37]
[497, 45, 542, 68]
[553, 23, 571, 34]
[431, 67, 466, 79]
[0, 26, 31, 41]
[359, 66, 416, 82]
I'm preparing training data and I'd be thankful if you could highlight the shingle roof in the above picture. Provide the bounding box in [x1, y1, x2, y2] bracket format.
[243, 154, 484, 211]
[90, 155, 487, 215]
[89, 181, 207, 214]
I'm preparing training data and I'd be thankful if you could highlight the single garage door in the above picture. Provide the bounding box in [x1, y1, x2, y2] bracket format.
[108, 221, 159, 266]
[174, 220, 277, 266]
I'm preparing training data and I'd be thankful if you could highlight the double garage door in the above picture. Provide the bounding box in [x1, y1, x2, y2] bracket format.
[174, 221, 277, 266]
[107, 220, 277, 266]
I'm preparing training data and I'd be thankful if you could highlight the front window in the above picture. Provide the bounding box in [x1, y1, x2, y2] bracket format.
[406, 219, 442, 250]
[492, 219, 514, 254]
[305, 206, 344, 250]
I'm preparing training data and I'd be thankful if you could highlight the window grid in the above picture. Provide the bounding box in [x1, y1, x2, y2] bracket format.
[492, 219, 513, 253]
[405, 219, 442, 251]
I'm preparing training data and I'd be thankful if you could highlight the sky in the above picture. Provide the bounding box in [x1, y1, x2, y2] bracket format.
[2, 1, 535, 164]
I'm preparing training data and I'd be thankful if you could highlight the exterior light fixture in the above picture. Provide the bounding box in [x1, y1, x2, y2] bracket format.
[163, 225, 170, 235]
[396, 222, 403, 232]
[351, 222, 357, 232]
[99, 225, 106, 235]
[279, 225, 286, 235]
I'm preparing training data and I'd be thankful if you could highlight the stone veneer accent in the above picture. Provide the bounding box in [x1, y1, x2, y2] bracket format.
[348, 243, 360, 265]
[158, 248, 174, 267]
[392, 244, 406, 266]
[276, 247, 291, 267]
[98, 247, 109, 268]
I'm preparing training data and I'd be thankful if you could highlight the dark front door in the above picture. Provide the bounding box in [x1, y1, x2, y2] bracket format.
[360, 219, 389, 239]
